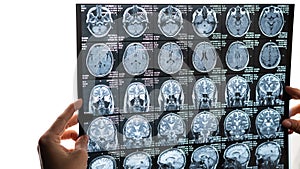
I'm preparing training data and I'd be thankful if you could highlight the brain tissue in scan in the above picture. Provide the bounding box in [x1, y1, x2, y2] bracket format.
[259, 42, 281, 69]
[259, 6, 284, 37]
[89, 84, 114, 116]
[123, 5, 149, 38]
[192, 77, 217, 109]
[226, 6, 251, 37]
[124, 82, 150, 113]
[123, 151, 152, 169]
[190, 145, 219, 169]
[158, 42, 183, 74]
[192, 6, 218, 37]
[89, 155, 116, 169]
[255, 141, 281, 169]
[223, 143, 250, 169]
[86, 5, 113, 37]
[192, 42, 218, 73]
[158, 5, 183, 37]
[224, 110, 250, 141]
[256, 108, 281, 139]
[225, 41, 249, 71]
[225, 76, 250, 107]
[157, 148, 186, 169]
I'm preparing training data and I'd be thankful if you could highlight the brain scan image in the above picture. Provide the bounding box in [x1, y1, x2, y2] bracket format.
[223, 143, 250, 169]
[158, 42, 183, 74]
[123, 151, 152, 169]
[192, 42, 218, 73]
[89, 84, 114, 116]
[191, 111, 219, 143]
[87, 117, 118, 151]
[256, 74, 283, 106]
[123, 115, 152, 148]
[122, 5, 149, 37]
[158, 113, 186, 145]
[192, 77, 218, 109]
[224, 110, 250, 141]
[256, 108, 281, 139]
[192, 6, 218, 37]
[225, 6, 251, 37]
[190, 145, 219, 169]
[123, 43, 149, 75]
[86, 43, 114, 77]
[158, 80, 184, 111]
[86, 5, 113, 37]
[259, 6, 284, 37]
[89, 155, 116, 169]
[259, 42, 281, 69]
[157, 5, 183, 37]
[225, 76, 250, 107]
[124, 82, 150, 113]
[157, 148, 186, 169]
[255, 142, 281, 169]
[225, 41, 249, 71]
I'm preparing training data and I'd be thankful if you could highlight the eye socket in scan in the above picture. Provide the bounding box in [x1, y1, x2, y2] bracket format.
[259, 6, 284, 37]
[192, 6, 218, 37]
[225, 6, 251, 37]
[158, 5, 183, 37]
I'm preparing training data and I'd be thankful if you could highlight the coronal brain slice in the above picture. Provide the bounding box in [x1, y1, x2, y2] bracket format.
[89, 155, 116, 169]
[259, 6, 284, 37]
[123, 42, 149, 75]
[123, 151, 152, 169]
[224, 110, 250, 141]
[123, 5, 149, 37]
[190, 145, 219, 169]
[192, 77, 217, 109]
[123, 115, 152, 148]
[256, 108, 281, 139]
[158, 113, 186, 145]
[259, 42, 281, 69]
[226, 41, 249, 71]
[226, 76, 250, 107]
[223, 143, 250, 169]
[89, 84, 114, 116]
[158, 148, 186, 169]
[191, 111, 218, 144]
[192, 42, 218, 73]
[256, 74, 282, 106]
[124, 82, 150, 113]
[86, 43, 114, 77]
[255, 142, 281, 169]
[158, 80, 184, 111]
[86, 5, 113, 37]
[226, 6, 251, 37]
[192, 6, 218, 37]
[158, 5, 183, 37]
[158, 42, 183, 74]
[87, 117, 118, 151]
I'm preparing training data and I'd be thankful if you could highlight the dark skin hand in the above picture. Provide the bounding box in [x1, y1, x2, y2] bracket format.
[37, 99, 89, 169]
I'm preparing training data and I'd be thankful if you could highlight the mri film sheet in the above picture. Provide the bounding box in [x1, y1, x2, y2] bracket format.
[76, 4, 294, 169]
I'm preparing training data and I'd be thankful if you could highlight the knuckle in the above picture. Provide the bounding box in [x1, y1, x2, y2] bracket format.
[38, 133, 52, 147]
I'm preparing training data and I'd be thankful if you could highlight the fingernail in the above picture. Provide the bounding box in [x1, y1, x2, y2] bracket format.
[74, 99, 83, 110]
[282, 120, 292, 128]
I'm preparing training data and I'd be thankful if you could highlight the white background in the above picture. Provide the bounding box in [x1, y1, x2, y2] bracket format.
[0, 0, 299, 168]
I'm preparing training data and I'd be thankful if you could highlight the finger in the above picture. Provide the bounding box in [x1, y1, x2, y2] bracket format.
[61, 130, 78, 141]
[290, 104, 300, 117]
[286, 86, 300, 99]
[66, 114, 78, 129]
[48, 99, 82, 136]
[282, 119, 300, 134]
[75, 135, 89, 151]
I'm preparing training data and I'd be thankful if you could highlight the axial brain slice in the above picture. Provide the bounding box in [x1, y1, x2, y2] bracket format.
[226, 6, 251, 37]
[224, 110, 250, 141]
[89, 156, 116, 169]
[158, 148, 186, 169]
[86, 5, 113, 37]
[158, 42, 183, 74]
[192, 77, 217, 109]
[259, 42, 281, 69]
[223, 143, 250, 168]
[259, 6, 284, 37]
[123, 151, 152, 169]
[158, 5, 183, 37]
[158, 80, 184, 111]
[89, 84, 114, 116]
[192, 42, 218, 73]
[256, 108, 281, 139]
[226, 41, 249, 71]
[124, 82, 149, 113]
[192, 6, 218, 37]
[226, 76, 250, 107]
[255, 142, 281, 168]
[190, 145, 219, 169]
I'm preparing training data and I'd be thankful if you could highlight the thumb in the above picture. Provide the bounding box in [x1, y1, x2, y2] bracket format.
[282, 119, 300, 134]
[75, 135, 89, 150]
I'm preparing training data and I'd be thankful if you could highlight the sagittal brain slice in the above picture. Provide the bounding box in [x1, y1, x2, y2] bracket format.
[223, 143, 250, 169]
[158, 5, 183, 37]
[226, 6, 251, 37]
[86, 5, 113, 37]
[123, 151, 152, 169]
[89, 155, 116, 169]
[123, 5, 149, 37]
[259, 6, 284, 37]
[157, 148, 186, 169]
[123, 42, 149, 75]
[191, 111, 218, 144]
[86, 43, 114, 77]
[256, 108, 281, 139]
[123, 115, 152, 148]
[255, 142, 281, 169]
[190, 145, 219, 169]
[89, 84, 114, 116]
[256, 74, 283, 106]
[259, 42, 281, 69]
[158, 80, 184, 111]
[192, 6, 218, 37]
[193, 77, 217, 110]
[226, 41, 249, 71]
[224, 110, 250, 141]
[124, 82, 150, 113]
[226, 75, 250, 107]
[192, 42, 218, 73]
[158, 42, 183, 74]
[87, 117, 118, 152]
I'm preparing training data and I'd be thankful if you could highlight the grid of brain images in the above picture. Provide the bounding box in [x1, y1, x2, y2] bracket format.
[77, 4, 293, 169]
